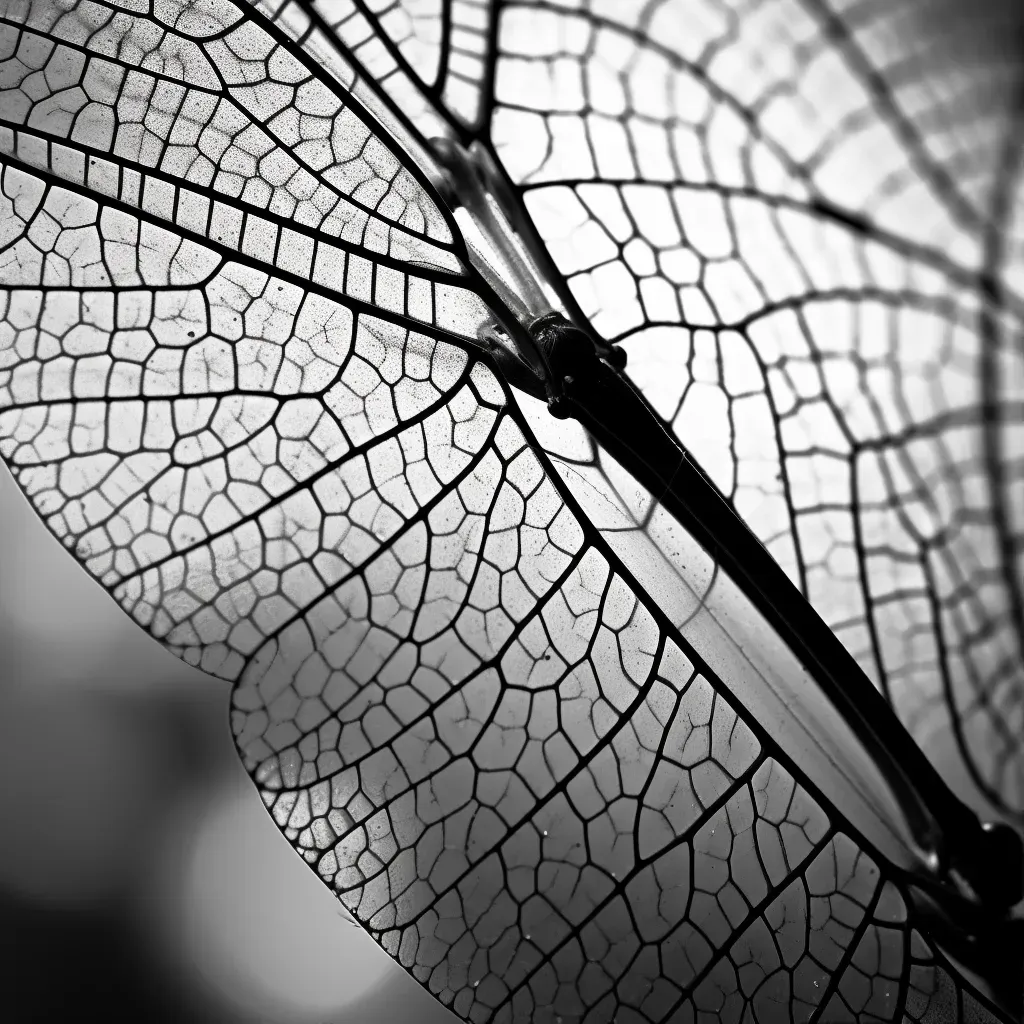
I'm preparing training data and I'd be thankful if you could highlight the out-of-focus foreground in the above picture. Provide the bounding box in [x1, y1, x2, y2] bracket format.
[0, 468, 454, 1023]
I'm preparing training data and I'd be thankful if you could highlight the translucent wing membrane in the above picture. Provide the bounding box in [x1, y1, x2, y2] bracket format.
[347, 0, 1024, 820]
[486, 0, 1024, 821]
[0, 2, 1017, 1024]
[315, 0, 496, 131]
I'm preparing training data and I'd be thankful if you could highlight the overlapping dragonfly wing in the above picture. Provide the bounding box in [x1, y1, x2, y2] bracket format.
[248, 510, 1008, 1024]
[466, 0, 1024, 820]
[307, 0, 496, 131]
[0, 2, 1016, 1023]
[0, 0, 499, 624]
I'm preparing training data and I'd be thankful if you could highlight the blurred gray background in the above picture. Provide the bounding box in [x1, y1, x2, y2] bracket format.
[0, 467, 455, 1023]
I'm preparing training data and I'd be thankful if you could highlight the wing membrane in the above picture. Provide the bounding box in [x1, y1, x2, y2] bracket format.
[309, 0, 495, 131]
[487, 0, 1024, 819]
[342, 0, 1024, 820]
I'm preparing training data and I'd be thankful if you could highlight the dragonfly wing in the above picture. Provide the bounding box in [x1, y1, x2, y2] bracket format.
[459, 0, 1024, 821]
[0, 2, 1016, 1023]
[297, 0, 496, 132]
